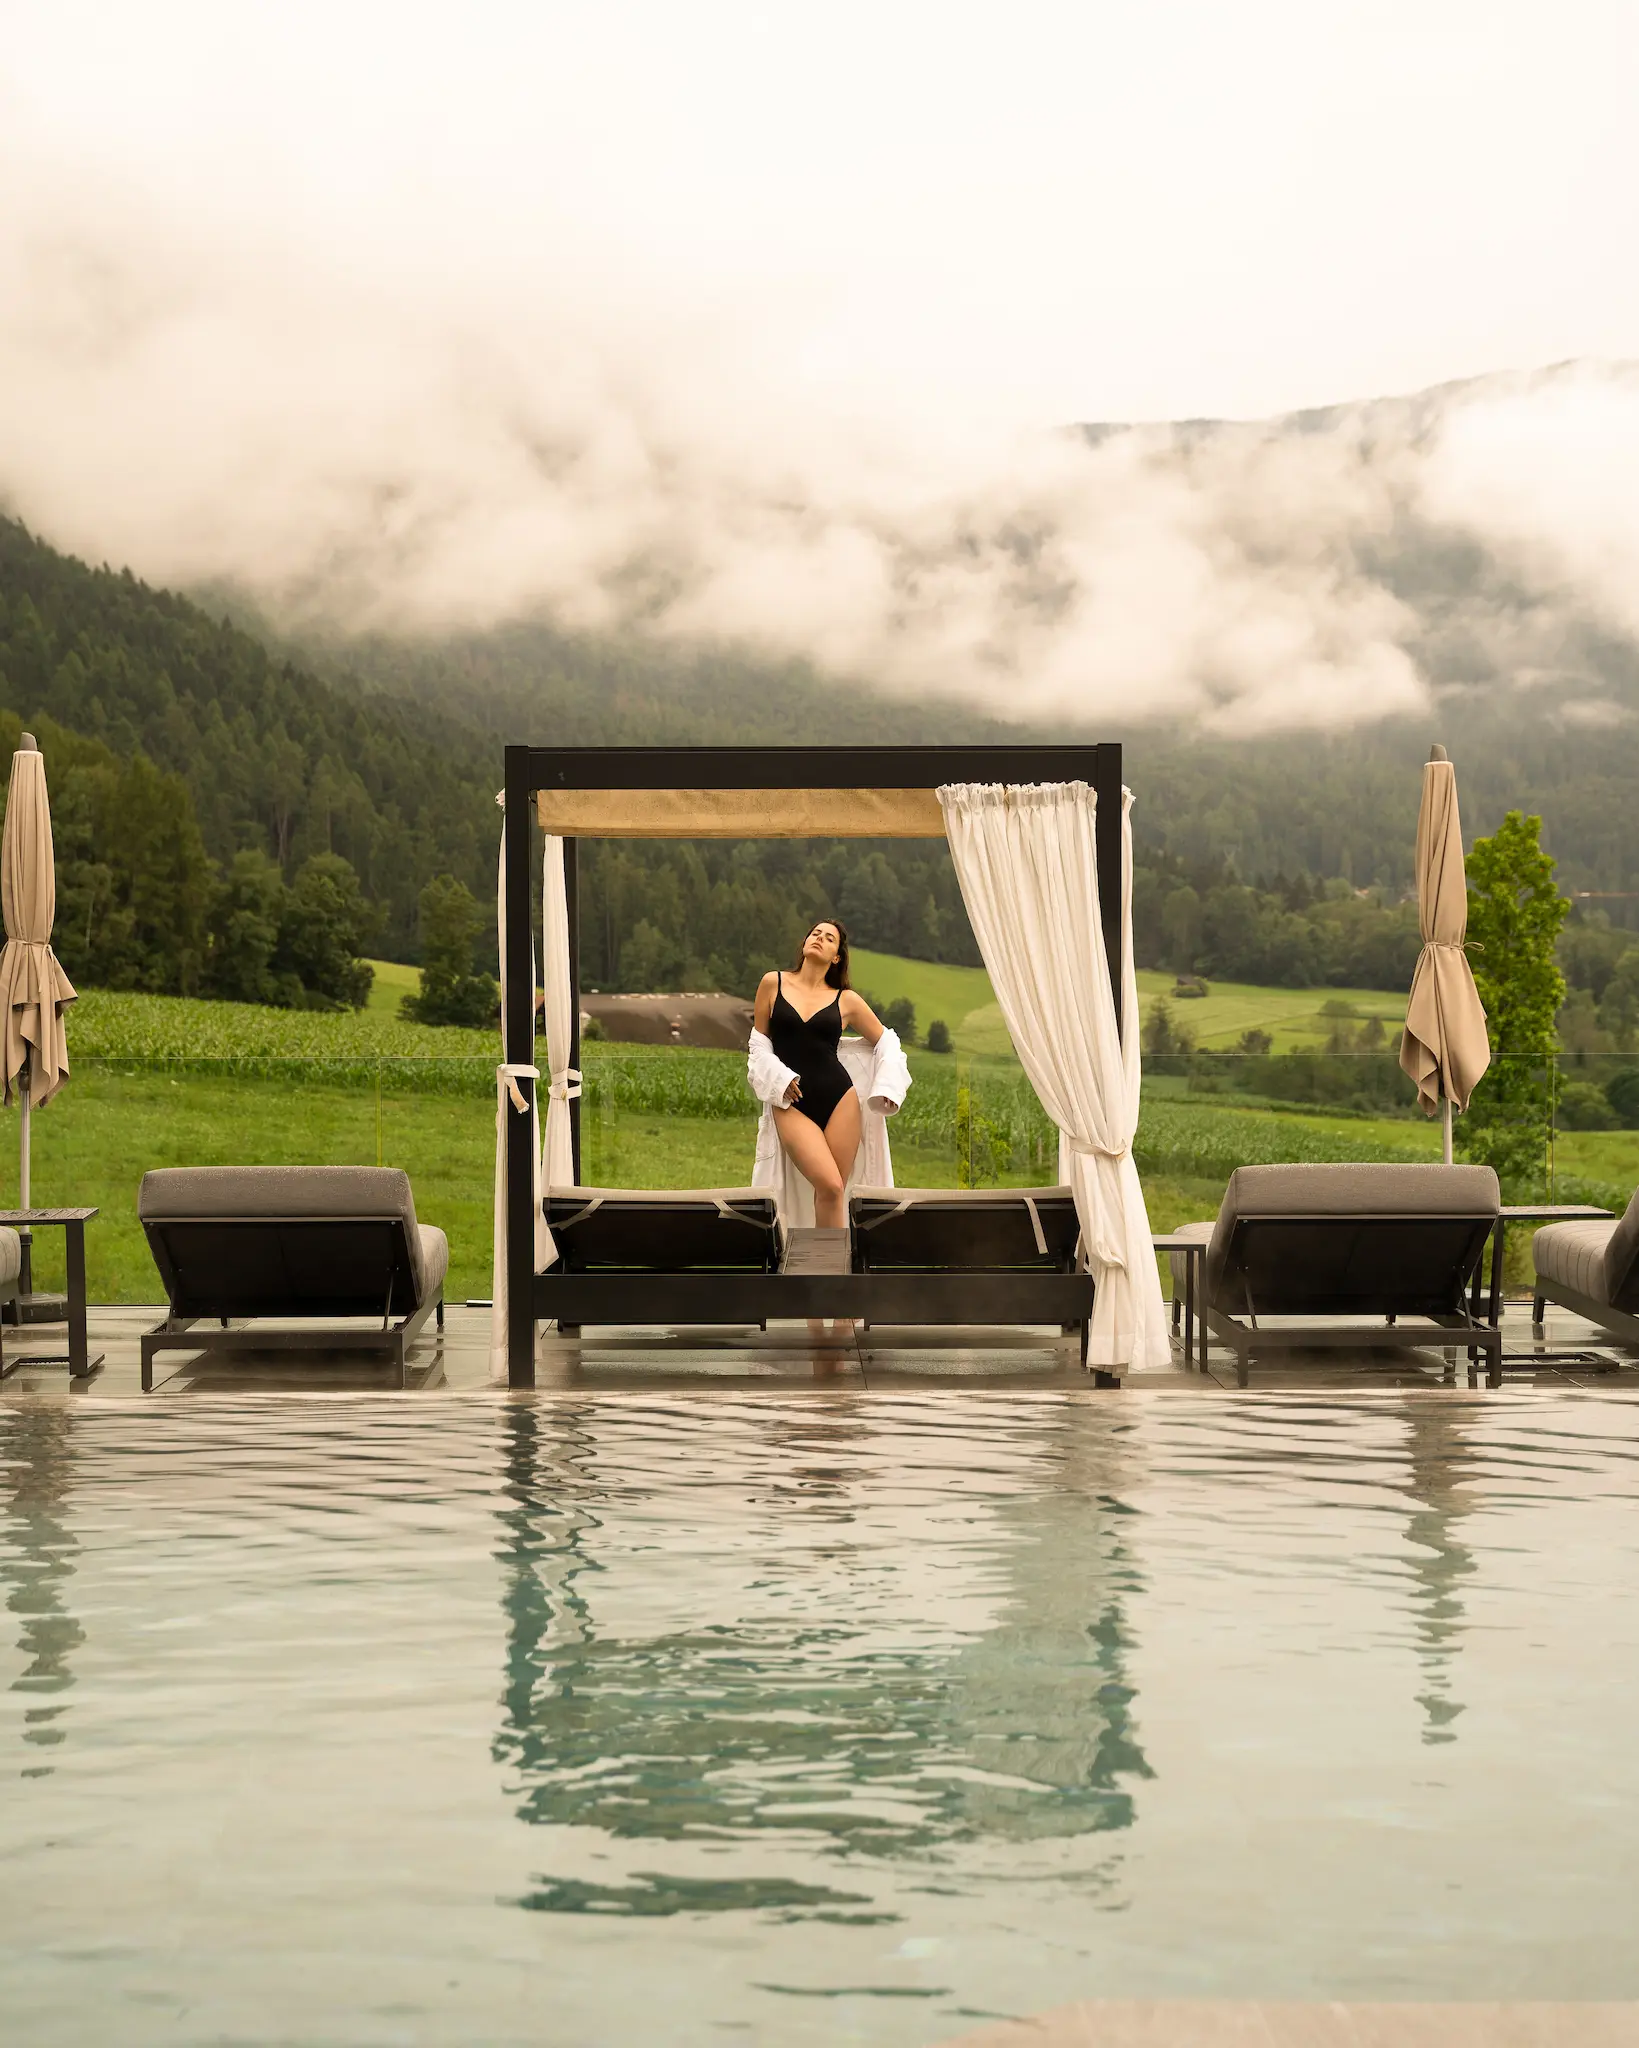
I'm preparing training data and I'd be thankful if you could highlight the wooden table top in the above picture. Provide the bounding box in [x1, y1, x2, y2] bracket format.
[0, 1208, 98, 1224]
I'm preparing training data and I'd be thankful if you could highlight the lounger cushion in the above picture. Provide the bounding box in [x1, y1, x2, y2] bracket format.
[848, 1186, 1080, 1270]
[1533, 1217, 1623, 1306]
[544, 1186, 782, 1271]
[139, 1165, 439, 1309]
[1597, 1185, 1639, 1305]
[1204, 1162, 1499, 1312]
[416, 1224, 450, 1304]
[0, 1227, 19, 1288]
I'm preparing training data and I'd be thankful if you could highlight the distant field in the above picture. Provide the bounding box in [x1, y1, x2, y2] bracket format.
[1136, 971, 1406, 1052]
[847, 949, 1013, 1056]
[5, 977, 1535, 1307]
[364, 957, 420, 1016]
[849, 947, 1406, 1058]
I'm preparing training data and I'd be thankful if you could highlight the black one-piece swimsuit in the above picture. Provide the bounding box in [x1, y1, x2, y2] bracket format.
[769, 972, 853, 1130]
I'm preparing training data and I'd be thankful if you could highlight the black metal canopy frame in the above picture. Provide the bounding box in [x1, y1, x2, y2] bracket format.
[502, 743, 1124, 1387]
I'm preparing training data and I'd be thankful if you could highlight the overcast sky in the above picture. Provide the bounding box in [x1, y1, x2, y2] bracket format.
[7, 0, 1637, 423]
[3, 3, 1638, 728]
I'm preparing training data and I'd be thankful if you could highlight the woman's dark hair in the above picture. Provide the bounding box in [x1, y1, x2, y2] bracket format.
[793, 918, 851, 990]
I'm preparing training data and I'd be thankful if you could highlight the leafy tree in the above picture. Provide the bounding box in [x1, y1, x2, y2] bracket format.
[1161, 885, 1202, 971]
[1556, 1081, 1618, 1131]
[401, 875, 497, 1028]
[1142, 996, 1195, 1057]
[618, 918, 684, 993]
[204, 850, 292, 1006]
[882, 996, 916, 1043]
[1458, 811, 1568, 1194]
[925, 1018, 952, 1053]
[276, 854, 375, 1010]
[1597, 949, 1639, 1051]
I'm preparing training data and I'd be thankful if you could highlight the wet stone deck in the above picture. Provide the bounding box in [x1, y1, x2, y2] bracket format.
[2, 1297, 1634, 1400]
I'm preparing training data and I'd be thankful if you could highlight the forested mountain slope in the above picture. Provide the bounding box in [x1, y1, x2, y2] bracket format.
[6, 506, 1639, 1008]
[0, 516, 498, 971]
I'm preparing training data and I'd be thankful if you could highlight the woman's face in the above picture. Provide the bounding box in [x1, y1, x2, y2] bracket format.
[803, 923, 840, 965]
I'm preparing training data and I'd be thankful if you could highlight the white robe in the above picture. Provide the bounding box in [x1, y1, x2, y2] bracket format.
[747, 1027, 912, 1226]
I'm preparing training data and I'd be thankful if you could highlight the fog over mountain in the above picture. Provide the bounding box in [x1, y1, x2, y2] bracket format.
[5, 134, 1639, 742]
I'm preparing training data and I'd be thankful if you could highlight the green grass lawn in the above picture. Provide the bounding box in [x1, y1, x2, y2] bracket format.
[1133, 970, 1406, 1051]
[20, 1065, 497, 1305]
[16, 976, 1618, 1309]
[363, 957, 420, 1017]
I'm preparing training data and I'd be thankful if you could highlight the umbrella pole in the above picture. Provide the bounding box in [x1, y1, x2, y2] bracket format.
[1442, 1095, 1453, 1167]
[17, 1053, 31, 1296]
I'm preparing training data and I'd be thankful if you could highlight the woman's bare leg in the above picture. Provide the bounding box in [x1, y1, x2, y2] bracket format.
[822, 1089, 862, 1195]
[815, 1091, 864, 1340]
[772, 1105, 846, 1226]
[773, 1103, 854, 1349]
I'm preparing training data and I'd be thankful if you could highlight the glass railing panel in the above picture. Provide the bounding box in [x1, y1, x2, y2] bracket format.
[19, 1043, 1636, 1306]
[17, 1057, 425, 1305]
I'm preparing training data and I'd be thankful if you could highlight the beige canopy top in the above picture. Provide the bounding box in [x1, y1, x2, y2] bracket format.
[536, 785, 948, 839]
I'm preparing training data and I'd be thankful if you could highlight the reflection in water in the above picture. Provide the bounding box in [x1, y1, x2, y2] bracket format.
[492, 1402, 1152, 1918]
[0, 1406, 83, 1775]
[1401, 1403, 1478, 1746]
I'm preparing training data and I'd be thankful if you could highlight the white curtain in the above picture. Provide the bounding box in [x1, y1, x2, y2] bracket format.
[540, 833, 580, 1191]
[938, 780, 1168, 1372]
[490, 817, 553, 1379]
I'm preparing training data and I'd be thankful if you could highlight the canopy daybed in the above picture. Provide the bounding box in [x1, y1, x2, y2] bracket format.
[497, 744, 1166, 1387]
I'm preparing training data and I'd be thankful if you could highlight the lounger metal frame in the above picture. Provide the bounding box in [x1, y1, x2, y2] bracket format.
[1531, 1276, 1639, 1353]
[503, 741, 1125, 1387]
[139, 1215, 444, 1391]
[1202, 1212, 1503, 1387]
[535, 1269, 1102, 1375]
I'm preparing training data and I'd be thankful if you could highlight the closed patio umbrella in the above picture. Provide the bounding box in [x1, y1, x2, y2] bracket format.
[0, 734, 78, 1296]
[1399, 744, 1489, 1164]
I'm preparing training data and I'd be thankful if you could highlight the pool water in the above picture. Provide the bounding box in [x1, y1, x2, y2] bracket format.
[4, 1391, 1638, 2044]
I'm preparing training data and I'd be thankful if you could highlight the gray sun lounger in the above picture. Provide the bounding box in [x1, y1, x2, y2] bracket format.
[543, 1186, 783, 1335]
[848, 1184, 1099, 1371]
[138, 1166, 448, 1389]
[1532, 1192, 1639, 1347]
[535, 1182, 1102, 1369]
[1165, 1162, 1501, 1385]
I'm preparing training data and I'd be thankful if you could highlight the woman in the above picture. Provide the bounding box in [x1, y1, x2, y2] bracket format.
[752, 919, 884, 1229]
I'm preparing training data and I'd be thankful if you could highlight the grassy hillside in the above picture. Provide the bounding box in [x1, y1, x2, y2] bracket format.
[8, 979, 1632, 1302]
[850, 947, 1407, 1058]
[364, 957, 420, 1016]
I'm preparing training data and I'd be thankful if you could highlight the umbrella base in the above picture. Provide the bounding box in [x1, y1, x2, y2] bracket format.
[5, 1292, 69, 1326]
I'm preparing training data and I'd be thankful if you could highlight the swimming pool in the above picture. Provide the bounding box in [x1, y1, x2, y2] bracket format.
[4, 1391, 1637, 2044]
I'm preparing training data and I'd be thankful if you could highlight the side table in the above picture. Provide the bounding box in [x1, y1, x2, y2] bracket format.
[1472, 1204, 1614, 1330]
[0, 1209, 103, 1380]
[1153, 1232, 1208, 1368]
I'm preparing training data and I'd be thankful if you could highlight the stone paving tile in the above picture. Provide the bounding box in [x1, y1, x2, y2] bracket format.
[939, 2001, 1639, 2047]
[4, 1301, 1639, 1402]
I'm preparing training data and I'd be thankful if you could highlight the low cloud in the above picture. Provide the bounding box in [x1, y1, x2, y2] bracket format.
[3, 148, 1638, 736]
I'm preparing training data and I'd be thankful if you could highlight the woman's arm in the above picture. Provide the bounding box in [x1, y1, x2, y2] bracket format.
[753, 970, 778, 1035]
[839, 989, 884, 1045]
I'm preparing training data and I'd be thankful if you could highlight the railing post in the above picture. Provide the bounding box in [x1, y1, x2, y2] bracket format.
[504, 747, 537, 1388]
[564, 836, 582, 1186]
[1094, 742, 1124, 1038]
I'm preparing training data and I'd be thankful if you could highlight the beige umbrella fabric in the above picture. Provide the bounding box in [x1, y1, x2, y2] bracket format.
[1399, 744, 1489, 1156]
[0, 734, 77, 1110]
